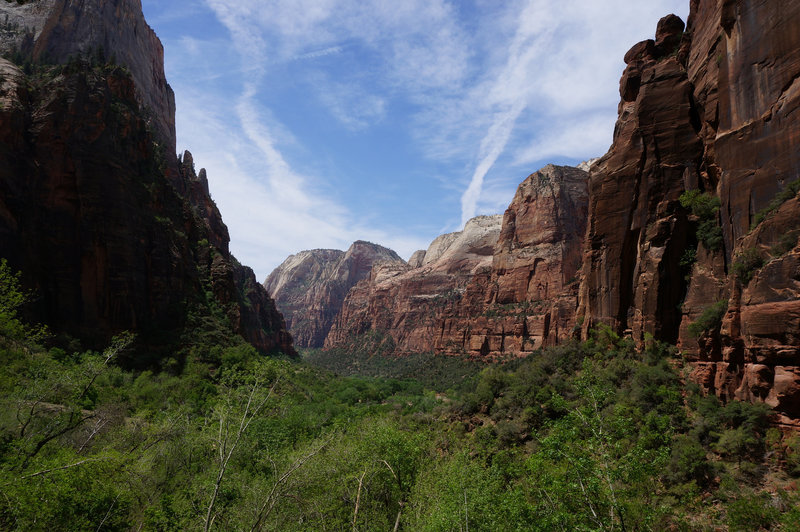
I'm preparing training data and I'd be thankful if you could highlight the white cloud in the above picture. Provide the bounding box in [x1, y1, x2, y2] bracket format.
[513, 111, 617, 166]
[455, 0, 690, 224]
[313, 78, 387, 131]
[162, 0, 689, 277]
[174, 84, 430, 278]
[294, 45, 345, 61]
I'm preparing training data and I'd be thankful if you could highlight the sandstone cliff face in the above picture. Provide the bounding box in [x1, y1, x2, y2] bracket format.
[578, 13, 700, 345]
[0, 4, 294, 360]
[265, 242, 404, 348]
[325, 216, 503, 353]
[327, 166, 589, 358]
[578, 2, 800, 425]
[433, 165, 588, 358]
[0, 0, 175, 153]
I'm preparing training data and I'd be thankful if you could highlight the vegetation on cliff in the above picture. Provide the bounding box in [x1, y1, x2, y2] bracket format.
[1, 268, 798, 531]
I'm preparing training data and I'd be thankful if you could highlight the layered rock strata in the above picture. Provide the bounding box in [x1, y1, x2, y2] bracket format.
[578, 3, 800, 425]
[326, 165, 589, 358]
[0, 0, 176, 154]
[265, 242, 404, 348]
[325, 215, 503, 354]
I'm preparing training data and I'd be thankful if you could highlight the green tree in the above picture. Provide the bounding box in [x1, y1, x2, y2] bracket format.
[680, 190, 724, 251]
[0, 258, 47, 342]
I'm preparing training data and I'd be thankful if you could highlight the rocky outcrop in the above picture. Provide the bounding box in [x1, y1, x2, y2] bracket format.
[1, 0, 175, 153]
[177, 151, 293, 356]
[327, 165, 589, 358]
[325, 215, 503, 353]
[578, 13, 700, 345]
[433, 165, 588, 357]
[578, 2, 800, 425]
[407, 250, 426, 269]
[265, 242, 404, 348]
[0, 3, 294, 361]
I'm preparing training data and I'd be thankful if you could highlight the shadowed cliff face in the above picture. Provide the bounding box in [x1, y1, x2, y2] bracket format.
[578, 14, 701, 345]
[265, 242, 405, 348]
[325, 165, 589, 359]
[0, 58, 294, 360]
[0, 1, 295, 361]
[0, 59, 187, 351]
[579, 1, 800, 426]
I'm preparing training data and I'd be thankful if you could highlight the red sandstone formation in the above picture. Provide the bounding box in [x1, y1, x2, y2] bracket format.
[265, 242, 405, 348]
[325, 215, 503, 353]
[326, 165, 589, 358]
[436, 165, 588, 357]
[0, 1, 294, 359]
[579, 2, 800, 425]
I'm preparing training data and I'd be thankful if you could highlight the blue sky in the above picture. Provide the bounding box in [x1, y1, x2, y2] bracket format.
[140, 0, 689, 280]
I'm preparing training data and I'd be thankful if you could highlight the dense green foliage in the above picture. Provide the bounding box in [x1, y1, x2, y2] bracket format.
[687, 300, 728, 338]
[733, 248, 765, 285]
[0, 259, 47, 343]
[304, 331, 484, 390]
[680, 189, 724, 251]
[1, 269, 798, 530]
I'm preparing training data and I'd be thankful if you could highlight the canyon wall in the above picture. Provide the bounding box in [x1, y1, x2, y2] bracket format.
[325, 215, 504, 354]
[325, 165, 589, 358]
[0, 0, 176, 153]
[265, 242, 404, 348]
[0, 1, 294, 360]
[320, 0, 800, 424]
[579, 1, 800, 425]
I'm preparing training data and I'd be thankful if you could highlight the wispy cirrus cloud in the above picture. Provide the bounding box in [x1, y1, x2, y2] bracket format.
[294, 45, 345, 61]
[147, 0, 689, 277]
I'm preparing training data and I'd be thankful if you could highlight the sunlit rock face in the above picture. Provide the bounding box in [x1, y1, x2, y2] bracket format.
[265, 242, 405, 348]
[433, 165, 589, 358]
[578, 1, 800, 427]
[0, 1, 295, 360]
[0, 0, 176, 154]
[326, 165, 590, 359]
[324, 215, 504, 354]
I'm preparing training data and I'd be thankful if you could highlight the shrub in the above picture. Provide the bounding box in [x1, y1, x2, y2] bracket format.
[679, 248, 696, 269]
[696, 219, 724, 251]
[770, 229, 799, 257]
[0, 258, 47, 343]
[726, 493, 780, 531]
[687, 300, 727, 338]
[732, 248, 764, 285]
[751, 178, 800, 228]
[680, 190, 724, 251]
[714, 427, 760, 464]
[666, 435, 714, 486]
[784, 434, 800, 477]
[680, 190, 720, 219]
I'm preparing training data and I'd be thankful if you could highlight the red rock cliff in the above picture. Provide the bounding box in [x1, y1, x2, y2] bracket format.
[578, 1, 800, 425]
[326, 165, 589, 358]
[265, 242, 405, 348]
[0, 3, 294, 360]
[325, 215, 503, 354]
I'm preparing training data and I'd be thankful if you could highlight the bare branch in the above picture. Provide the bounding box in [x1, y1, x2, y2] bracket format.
[352, 469, 367, 532]
[17, 457, 104, 481]
[251, 437, 331, 532]
[204, 375, 280, 532]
